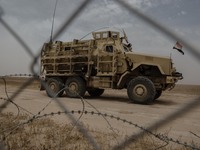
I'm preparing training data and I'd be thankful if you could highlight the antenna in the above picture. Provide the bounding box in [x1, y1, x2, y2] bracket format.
[50, 0, 59, 42]
[170, 52, 172, 60]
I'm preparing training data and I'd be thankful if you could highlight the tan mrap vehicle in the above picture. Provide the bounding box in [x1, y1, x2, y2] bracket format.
[40, 30, 183, 104]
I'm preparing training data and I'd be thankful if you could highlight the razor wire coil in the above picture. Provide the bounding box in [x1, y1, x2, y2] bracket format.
[0, 0, 200, 149]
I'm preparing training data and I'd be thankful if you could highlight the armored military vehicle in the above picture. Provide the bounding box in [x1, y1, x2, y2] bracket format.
[40, 30, 183, 104]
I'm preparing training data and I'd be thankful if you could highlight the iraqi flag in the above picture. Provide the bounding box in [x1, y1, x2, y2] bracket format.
[173, 41, 184, 55]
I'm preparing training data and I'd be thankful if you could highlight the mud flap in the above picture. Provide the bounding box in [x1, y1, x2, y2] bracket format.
[40, 79, 46, 91]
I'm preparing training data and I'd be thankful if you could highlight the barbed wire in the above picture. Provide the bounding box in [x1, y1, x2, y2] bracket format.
[0, 75, 200, 149]
[190, 131, 200, 139]
[33, 110, 199, 150]
[0, 0, 200, 149]
[0, 76, 36, 113]
[1, 105, 199, 150]
[4, 74, 39, 77]
[0, 74, 119, 149]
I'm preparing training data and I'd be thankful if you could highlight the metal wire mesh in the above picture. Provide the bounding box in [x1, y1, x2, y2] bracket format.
[0, 0, 200, 149]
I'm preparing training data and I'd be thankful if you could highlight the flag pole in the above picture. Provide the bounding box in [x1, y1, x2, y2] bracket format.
[169, 49, 172, 74]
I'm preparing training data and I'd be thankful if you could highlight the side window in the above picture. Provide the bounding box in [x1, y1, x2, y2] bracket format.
[65, 47, 71, 51]
[102, 32, 108, 38]
[112, 32, 118, 39]
[106, 45, 113, 53]
[95, 33, 101, 39]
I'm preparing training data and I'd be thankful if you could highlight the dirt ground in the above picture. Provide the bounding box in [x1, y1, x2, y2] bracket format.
[0, 77, 200, 147]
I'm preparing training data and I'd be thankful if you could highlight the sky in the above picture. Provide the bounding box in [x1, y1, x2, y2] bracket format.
[0, 0, 200, 85]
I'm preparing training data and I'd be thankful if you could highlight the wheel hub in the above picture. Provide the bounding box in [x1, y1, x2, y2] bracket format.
[134, 84, 147, 97]
[69, 82, 78, 92]
[50, 83, 56, 91]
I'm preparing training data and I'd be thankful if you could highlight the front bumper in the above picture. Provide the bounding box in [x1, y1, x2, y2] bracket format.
[166, 72, 183, 84]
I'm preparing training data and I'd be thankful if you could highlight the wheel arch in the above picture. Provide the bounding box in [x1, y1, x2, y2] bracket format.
[117, 64, 164, 89]
[132, 63, 165, 75]
[117, 71, 132, 89]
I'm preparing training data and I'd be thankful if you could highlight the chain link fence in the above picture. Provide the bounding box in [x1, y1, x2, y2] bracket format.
[0, 0, 200, 149]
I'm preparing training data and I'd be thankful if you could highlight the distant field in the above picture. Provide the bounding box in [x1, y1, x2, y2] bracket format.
[0, 76, 40, 89]
[170, 84, 200, 95]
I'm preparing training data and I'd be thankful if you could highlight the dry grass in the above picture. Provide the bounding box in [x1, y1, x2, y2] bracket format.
[0, 77, 199, 149]
[0, 112, 194, 150]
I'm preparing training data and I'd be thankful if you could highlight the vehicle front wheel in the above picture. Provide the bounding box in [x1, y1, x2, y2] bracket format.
[65, 77, 86, 98]
[127, 76, 156, 104]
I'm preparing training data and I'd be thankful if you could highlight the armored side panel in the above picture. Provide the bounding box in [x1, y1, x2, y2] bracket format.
[41, 39, 95, 77]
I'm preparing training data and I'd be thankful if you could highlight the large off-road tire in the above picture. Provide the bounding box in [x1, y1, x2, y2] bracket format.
[46, 77, 64, 97]
[127, 76, 156, 104]
[154, 90, 162, 100]
[65, 77, 86, 98]
[87, 88, 104, 97]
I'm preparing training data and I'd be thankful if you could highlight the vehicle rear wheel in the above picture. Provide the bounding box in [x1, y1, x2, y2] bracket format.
[127, 76, 156, 104]
[154, 90, 162, 100]
[65, 77, 86, 98]
[46, 77, 64, 97]
[87, 88, 104, 97]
